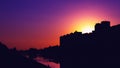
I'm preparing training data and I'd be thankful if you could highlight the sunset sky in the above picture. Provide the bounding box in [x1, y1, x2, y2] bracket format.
[0, 0, 120, 50]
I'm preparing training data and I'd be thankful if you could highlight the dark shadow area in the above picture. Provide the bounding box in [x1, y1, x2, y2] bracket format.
[0, 42, 50, 68]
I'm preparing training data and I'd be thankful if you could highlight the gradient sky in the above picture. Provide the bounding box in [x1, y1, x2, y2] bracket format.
[0, 0, 120, 50]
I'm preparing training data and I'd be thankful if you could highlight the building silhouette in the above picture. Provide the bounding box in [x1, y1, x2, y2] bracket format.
[60, 21, 120, 68]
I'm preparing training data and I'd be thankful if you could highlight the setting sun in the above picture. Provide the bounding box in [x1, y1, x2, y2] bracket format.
[79, 22, 95, 34]
[81, 26, 93, 33]
[70, 17, 98, 34]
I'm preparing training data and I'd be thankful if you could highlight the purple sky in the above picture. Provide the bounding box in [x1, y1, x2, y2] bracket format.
[0, 0, 120, 50]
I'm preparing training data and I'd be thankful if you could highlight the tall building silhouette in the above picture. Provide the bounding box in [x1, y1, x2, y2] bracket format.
[95, 21, 110, 31]
[60, 21, 120, 68]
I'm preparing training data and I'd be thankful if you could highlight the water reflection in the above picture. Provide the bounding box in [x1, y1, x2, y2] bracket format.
[35, 57, 60, 68]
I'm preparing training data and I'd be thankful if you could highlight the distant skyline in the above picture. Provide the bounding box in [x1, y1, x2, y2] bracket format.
[0, 0, 120, 50]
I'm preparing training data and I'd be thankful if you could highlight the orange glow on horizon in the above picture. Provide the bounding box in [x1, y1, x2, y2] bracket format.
[69, 16, 101, 33]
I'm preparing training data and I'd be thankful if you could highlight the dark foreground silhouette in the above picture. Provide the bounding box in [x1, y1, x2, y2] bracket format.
[19, 21, 120, 68]
[0, 42, 49, 68]
[3, 21, 120, 68]
[60, 21, 120, 68]
[19, 46, 60, 63]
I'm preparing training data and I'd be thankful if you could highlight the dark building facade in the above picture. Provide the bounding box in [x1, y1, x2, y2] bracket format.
[60, 21, 120, 68]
